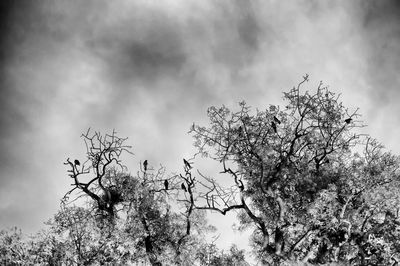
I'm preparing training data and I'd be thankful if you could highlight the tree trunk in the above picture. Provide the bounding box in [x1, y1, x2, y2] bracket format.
[275, 227, 284, 255]
[141, 217, 162, 266]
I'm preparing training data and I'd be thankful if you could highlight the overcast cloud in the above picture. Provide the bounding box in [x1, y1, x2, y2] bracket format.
[0, 0, 400, 253]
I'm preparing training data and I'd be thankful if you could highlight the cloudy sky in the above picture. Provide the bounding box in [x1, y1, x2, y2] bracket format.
[1, 0, 400, 253]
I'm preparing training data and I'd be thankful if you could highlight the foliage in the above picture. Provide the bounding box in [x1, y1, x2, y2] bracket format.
[197, 243, 250, 266]
[190, 76, 400, 264]
[0, 227, 29, 265]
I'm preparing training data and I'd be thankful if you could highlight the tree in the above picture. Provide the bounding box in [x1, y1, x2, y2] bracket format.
[197, 243, 250, 266]
[0, 227, 29, 265]
[62, 129, 215, 265]
[27, 228, 72, 265]
[190, 75, 400, 264]
[0, 226, 68, 265]
[43, 206, 135, 265]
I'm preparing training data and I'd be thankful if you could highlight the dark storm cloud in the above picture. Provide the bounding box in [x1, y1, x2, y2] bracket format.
[0, 0, 24, 138]
[0, 0, 84, 145]
[208, 0, 262, 71]
[0, 0, 38, 180]
[360, 0, 400, 105]
[236, 4, 261, 51]
[362, 0, 400, 27]
[0, 0, 30, 63]
[86, 13, 187, 86]
[351, 0, 400, 148]
[0, 0, 86, 231]
[67, 0, 267, 127]
[83, 0, 263, 87]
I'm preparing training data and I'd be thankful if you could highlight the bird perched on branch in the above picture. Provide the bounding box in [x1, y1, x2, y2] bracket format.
[271, 122, 277, 133]
[181, 183, 187, 192]
[143, 160, 148, 171]
[164, 179, 169, 190]
[344, 118, 352, 124]
[238, 180, 244, 191]
[274, 116, 281, 124]
[183, 159, 192, 169]
[74, 159, 80, 166]
[238, 126, 243, 137]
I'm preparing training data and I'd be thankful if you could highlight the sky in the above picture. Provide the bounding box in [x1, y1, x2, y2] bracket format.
[0, 0, 400, 256]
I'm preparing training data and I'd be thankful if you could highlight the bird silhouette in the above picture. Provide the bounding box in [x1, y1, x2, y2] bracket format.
[164, 180, 169, 190]
[271, 122, 277, 133]
[238, 126, 243, 137]
[74, 159, 80, 166]
[344, 118, 352, 124]
[238, 180, 244, 191]
[143, 160, 148, 171]
[183, 159, 192, 169]
[181, 183, 187, 192]
[273, 116, 281, 124]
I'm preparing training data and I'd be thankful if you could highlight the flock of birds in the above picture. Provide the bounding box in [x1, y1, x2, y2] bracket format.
[71, 117, 352, 195]
[142, 158, 191, 193]
[72, 157, 191, 194]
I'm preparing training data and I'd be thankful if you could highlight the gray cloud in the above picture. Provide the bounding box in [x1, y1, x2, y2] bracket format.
[361, 0, 400, 103]
[352, 0, 400, 151]
[86, 13, 186, 86]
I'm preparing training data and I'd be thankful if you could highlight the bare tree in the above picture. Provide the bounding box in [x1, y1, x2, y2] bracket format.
[63, 129, 132, 218]
[63, 130, 208, 265]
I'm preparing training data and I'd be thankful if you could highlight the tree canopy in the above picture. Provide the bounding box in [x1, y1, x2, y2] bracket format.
[2, 76, 400, 265]
[189, 76, 400, 265]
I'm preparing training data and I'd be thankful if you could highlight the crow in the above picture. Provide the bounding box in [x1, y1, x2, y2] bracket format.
[315, 158, 320, 171]
[238, 126, 243, 137]
[273, 116, 281, 124]
[238, 180, 244, 191]
[143, 160, 148, 171]
[183, 159, 192, 169]
[344, 118, 352, 124]
[74, 159, 80, 166]
[271, 122, 277, 133]
[164, 180, 169, 190]
[181, 183, 187, 192]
